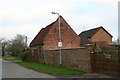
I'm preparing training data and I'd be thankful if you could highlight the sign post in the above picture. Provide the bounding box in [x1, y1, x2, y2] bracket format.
[52, 12, 62, 66]
[58, 42, 62, 47]
[58, 42, 62, 66]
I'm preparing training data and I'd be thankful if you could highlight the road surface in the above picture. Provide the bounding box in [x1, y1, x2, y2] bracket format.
[2, 59, 116, 79]
[2, 60, 55, 78]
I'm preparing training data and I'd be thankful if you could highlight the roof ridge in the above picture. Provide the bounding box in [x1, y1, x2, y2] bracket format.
[30, 17, 58, 47]
[82, 26, 102, 33]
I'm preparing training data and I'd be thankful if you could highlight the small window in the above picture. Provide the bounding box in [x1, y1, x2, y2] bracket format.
[87, 37, 91, 41]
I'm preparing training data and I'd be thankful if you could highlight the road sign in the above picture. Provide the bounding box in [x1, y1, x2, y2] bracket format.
[58, 42, 62, 47]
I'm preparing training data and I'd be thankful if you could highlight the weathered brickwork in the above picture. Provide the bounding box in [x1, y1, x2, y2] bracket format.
[26, 45, 119, 76]
[90, 46, 119, 76]
[44, 48, 91, 72]
[61, 48, 91, 71]
[28, 16, 118, 76]
[43, 16, 80, 50]
[27, 46, 92, 72]
[30, 16, 80, 50]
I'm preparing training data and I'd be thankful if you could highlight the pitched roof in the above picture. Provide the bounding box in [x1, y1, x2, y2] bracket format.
[30, 21, 56, 47]
[30, 16, 65, 47]
[79, 26, 112, 47]
[79, 26, 112, 38]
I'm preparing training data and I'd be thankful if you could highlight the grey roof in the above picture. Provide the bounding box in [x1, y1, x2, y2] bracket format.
[79, 26, 112, 47]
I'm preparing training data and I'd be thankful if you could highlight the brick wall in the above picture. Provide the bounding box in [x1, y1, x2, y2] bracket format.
[26, 49, 40, 62]
[62, 48, 91, 71]
[26, 45, 119, 76]
[91, 28, 112, 44]
[91, 47, 119, 76]
[44, 48, 91, 72]
[43, 16, 80, 50]
[26, 46, 44, 63]
[26, 46, 92, 72]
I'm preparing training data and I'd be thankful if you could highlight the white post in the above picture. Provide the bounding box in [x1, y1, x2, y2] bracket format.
[58, 14, 61, 39]
[58, 14, 62, 66]
[52, 12, 62, 66]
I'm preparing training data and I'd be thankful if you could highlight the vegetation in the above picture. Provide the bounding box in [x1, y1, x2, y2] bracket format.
[114, 45, 120, 48]
[1, 34, 28, 56]
[17, 62, 86, 75]
[6, 34, 27, 56]
[3, 50, 29, 61]
[1, 34, 29, 61]
[19, 51, 29, 61]
[3, 56, 22, 61]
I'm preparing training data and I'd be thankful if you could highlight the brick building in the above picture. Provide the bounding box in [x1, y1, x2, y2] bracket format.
[79, 26, 113, 47]
[30, 16, 80, 51]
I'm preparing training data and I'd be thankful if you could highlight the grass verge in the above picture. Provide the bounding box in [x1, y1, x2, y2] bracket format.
[3, 56, 22, 61]
[17, 62, 86, 75]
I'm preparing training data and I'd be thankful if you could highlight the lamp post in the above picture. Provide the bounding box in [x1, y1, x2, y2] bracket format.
[52, 12, 62, 66]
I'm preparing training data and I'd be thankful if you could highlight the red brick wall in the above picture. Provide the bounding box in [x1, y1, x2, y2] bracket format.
[44, 48, 91, 72]
[26, 46, 44, 63]
[91, 47, 119, 76]
[44, 50, 60, 66]
[26, 45, 119, 75]
[61, 48, 91, 72]
[43, 17, 80, 50]
[26, 49, 40, 62]
[27, 47, 92, 72]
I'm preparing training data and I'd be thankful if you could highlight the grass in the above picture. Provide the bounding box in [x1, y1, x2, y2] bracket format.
[17, 62, 87, 75]
[3, 56, 22, 61]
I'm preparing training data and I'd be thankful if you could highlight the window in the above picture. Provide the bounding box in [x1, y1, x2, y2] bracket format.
[87, 37, 91, 41]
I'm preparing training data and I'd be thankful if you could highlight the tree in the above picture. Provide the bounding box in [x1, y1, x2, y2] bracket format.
[112, 38, 120, 47]
[0, 38, 7, 56]
[6, 34, 28, 56]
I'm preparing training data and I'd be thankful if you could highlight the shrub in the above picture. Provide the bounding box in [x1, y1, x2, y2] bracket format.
[19, 51, 29, 61]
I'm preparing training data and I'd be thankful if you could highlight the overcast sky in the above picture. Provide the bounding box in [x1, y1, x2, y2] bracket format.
[0, 0, 119, 44]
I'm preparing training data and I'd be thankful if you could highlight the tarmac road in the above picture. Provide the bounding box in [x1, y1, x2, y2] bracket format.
[2, 59, 55, 78]
[2, 59, 116, 79]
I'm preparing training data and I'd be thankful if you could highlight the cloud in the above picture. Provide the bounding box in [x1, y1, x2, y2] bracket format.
[0, 0, 118, 23]
[0, 24, 41, 43]
[0, 0, 119, 42]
